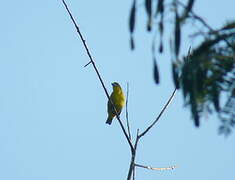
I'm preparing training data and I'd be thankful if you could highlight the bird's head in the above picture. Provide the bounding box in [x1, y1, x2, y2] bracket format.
[112, 82, 121, 88]
[112, 82, 122, 91]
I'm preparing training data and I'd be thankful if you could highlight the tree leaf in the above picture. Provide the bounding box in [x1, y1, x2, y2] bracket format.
[129, 0, 136, 34]
[190, 91, 200, 127]
[158, 19, 164, 53]
[221, 21, 235, 30]
[130, 35, 135, 50]
[174, 11, 181, 56]
[172, 63, 180, 89]
[153, 57, 160, 84]
[194, 112, 200, 127]
[159, 41, 163, 53]
[155, 0, 164, 17]
[145, 0, 152, 31]
[212, 85, 220, 112]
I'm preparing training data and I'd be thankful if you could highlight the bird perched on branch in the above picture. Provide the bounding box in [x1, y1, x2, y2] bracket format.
[106, 82, 125, 125]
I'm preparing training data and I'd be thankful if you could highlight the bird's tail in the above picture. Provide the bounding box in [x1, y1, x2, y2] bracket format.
[106, 116, 113, 125]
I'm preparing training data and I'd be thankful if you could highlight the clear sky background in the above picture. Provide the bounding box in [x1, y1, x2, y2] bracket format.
[0, 0, 235, 180]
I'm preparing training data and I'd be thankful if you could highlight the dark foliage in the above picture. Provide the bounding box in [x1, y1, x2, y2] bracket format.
[128, 0, 235, 135]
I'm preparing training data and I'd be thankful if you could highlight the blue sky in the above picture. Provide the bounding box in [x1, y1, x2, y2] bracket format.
[0, 0, 235, 180]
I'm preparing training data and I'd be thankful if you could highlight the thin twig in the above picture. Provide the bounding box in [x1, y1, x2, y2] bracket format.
[138, 88, 177, 138]
[126, 82, 132, 141]
[135, 163, 177, 171]
[134, 129, 139, 150]
[84, 61, 92, 67]
[61, 0, 134, 152]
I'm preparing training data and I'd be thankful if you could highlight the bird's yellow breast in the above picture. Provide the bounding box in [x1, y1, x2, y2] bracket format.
[112, 86, 125, 108]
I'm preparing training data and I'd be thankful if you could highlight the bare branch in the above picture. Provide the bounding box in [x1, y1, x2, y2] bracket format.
[62, 2, 178, 180]
[135, 163, 177, 171]
[138, 88, 177, 138]
[61, 0, 134, 152]
[126, 82, 132, 141]
[127, 87, 177, 180]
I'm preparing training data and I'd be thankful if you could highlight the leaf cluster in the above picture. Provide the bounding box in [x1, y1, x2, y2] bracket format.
[178, 31, 235, 130]
[128, 0, 235, 135]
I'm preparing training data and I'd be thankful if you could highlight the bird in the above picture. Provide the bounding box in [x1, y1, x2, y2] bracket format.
[106, 82, 125, 125]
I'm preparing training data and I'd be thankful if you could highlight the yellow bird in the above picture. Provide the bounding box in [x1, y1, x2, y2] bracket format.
[106, 82, 125, 125]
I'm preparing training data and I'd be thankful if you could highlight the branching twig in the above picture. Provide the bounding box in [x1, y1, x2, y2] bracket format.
[176, 0, 213, 31]
[61, 0, 134, 152]
[127, 89, 177, 180]
[135, 163, 177, 171]
[176, 0, 234, 50]
[126, 82, 132, 141]
[62, 2, 178, 180]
